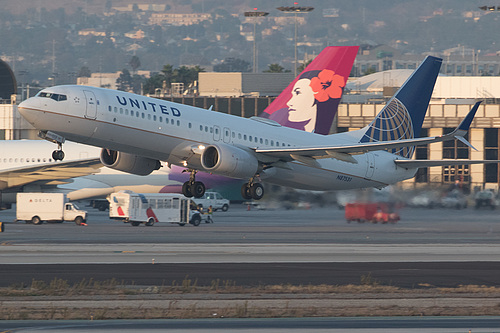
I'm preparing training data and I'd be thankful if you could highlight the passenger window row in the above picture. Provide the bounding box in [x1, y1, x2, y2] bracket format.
[107, 105, 292, 148]
[197, 124, 290, 147]
[2, 158, 53, 163]
[108, 106, 181, 127]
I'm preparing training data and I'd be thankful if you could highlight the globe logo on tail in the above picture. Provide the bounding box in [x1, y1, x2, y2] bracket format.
[360, 98, 415, 158]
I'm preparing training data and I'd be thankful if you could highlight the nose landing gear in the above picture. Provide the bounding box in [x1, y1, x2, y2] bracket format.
[52, 142, 65, 161]
[39, 131, 66, 161]
[181, 169, 206, 198]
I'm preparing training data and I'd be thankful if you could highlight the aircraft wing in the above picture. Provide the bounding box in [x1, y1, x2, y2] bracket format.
[0, 158, 102, 190]
[255, 102, 481, 164]
[394, 159, 500, 168]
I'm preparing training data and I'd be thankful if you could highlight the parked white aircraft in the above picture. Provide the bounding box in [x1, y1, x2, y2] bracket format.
[0, 140, 239, 207]
[0, 140, 101, 207]
[18, 53, 497, 201]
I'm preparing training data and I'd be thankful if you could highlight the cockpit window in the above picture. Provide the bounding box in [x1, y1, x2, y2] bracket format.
[37, 91, 67, 101]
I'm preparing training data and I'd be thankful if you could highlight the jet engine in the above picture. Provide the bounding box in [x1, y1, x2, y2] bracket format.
[100, 149, 161, 176]
[201, 144, 259, 179]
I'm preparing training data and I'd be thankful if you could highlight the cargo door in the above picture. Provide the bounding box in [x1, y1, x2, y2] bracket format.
[83, 90, 97, 119]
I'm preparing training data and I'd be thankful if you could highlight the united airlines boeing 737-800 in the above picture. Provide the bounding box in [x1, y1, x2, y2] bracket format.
[18, 51, 497, 201]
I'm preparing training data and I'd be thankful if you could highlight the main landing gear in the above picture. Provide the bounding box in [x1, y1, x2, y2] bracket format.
[241, 178, 264, 200]
[182, 169, 206, 198]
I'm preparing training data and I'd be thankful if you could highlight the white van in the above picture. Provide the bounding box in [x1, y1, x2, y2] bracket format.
[193, 192, 230, 212]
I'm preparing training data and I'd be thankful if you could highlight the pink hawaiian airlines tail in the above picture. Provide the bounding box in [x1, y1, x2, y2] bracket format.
[260, 46, 358, 135]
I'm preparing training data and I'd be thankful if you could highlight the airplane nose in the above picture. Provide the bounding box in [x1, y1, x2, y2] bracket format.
[18, 97, 41, 122]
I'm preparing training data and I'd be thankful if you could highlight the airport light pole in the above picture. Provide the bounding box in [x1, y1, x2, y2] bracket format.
[277, 5, 314, 76]
[479, 5, 500, 11]
[244, 10, 269, 73]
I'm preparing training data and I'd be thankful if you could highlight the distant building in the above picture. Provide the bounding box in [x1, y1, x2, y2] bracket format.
[124, 29, 145, 40]
[353, 44, 500, 77]
[113, 4, 167, 12]
[149, 13, 212, 26]
[78, 29, 106, 37]
[77, 73, 120, 90]
[77, 70, 151, 90]
[198, 72, 294, 97]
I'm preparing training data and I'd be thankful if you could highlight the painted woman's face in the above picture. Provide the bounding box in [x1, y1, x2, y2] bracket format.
[287, 78, 317, 123]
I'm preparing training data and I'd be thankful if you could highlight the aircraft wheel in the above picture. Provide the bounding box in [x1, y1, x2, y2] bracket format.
[250, 183, 264, 200]
[241, 183, 252, 200]
[192, 181, 205, 198]
[52, 150, 65, 161]
[182, 182, 193, 198]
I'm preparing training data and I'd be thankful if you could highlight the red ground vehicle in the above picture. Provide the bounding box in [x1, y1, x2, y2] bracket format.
[345, 202, 399, 223]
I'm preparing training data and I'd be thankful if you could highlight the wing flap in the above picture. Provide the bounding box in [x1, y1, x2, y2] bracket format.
[0, 158, 102, 189]
[395, 159, 500, 168]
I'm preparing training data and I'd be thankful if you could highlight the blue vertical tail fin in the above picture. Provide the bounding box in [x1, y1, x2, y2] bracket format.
[359, 56, 442, 158]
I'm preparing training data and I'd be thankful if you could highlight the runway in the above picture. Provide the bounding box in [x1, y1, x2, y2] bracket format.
[1, 205, 500, 288]
[3, 317, 500, 332]
[1, 261, 500, 288]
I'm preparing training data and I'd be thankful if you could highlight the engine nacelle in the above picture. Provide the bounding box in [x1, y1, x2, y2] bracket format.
[100, 149, 161, 176]
[201, 144, 259, 179]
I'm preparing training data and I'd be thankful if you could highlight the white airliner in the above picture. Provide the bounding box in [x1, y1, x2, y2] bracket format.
[18, 54, 498, 201]
[0, 140, 101, 207]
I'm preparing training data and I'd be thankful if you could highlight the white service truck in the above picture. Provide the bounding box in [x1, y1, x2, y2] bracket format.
[16, 193, 88, 225]
[108, 191, 202, 226]
[193, 191, 230, 212]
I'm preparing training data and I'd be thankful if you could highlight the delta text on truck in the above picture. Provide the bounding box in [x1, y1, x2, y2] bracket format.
[16, 193, 87, 225]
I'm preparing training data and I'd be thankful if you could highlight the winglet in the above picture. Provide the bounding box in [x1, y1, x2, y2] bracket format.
[458, 101, 481, 131]
[449, 101, 482, 151]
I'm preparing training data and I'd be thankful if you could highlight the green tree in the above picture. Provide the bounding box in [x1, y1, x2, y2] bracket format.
[116, 69, 132, 92]
[264, 63, 290, 73]
[214, 58, 251, 72]
[297, 59, 312, 74]
[142, 65, 204, 95]
[143, 73, 165, 95]
[129, 56, 141, 75]
[77, 66, 91, 77]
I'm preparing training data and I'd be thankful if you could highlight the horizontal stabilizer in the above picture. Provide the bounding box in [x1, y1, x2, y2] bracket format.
[395, 159, 500, 168]
[255, 102, 482, 163]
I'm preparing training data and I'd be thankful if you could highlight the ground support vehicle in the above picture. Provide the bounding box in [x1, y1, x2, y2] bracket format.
[89, 199, 109, 211]
[16, 193, 87, 225]
[474, 190, 497, 210]
[108, 191, 202, 226]
[193, 192, 230, 211]
[345, 202, 399, 223]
